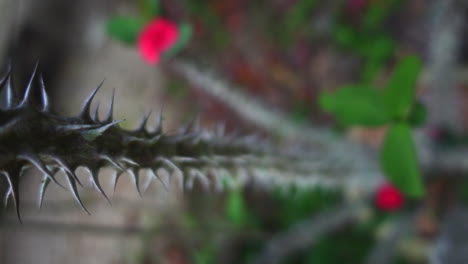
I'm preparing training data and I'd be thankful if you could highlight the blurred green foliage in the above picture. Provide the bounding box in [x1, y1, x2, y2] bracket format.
[381, 123, 423, 198]
[319, 56, 425, 198]
[107, 17, 145, 45]
[407, 101, 427, 127]
[276, 187, 342, 229]
[163, 23, 193, 58]
[382, 56, 421, 119]
[333, 0, 404, 81]
[226, 188, 251, 227]
[182, 186, 408, 264]
[105, 1, 429, 262]
[320, 84, 390, 126]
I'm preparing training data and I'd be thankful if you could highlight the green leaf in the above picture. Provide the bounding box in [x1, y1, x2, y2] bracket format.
[382, 56, 422, 119]
[380, 123, 424, 198]
[407, 101, 427, 127]
[163, 23, 193, 59]
[319, 85, 390, 127]
[226, 189, 248, 227]
[107, 16, 145, 45]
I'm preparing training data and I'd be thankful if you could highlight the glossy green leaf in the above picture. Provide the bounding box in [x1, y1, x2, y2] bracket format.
[382, 56, 422, 119]
[163, 23, 193, 59]
[380, 123, 424, 198]
[319, 85, 390, 126]
[107, 16, 145, 45]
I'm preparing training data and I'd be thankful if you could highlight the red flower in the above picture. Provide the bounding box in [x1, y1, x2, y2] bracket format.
[137, 18, 179, 65]
[375, 183, 404, 211]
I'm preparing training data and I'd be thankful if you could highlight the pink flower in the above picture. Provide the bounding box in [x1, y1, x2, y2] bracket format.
[137, 18, 179, 65]
[375, 183, 404, 211]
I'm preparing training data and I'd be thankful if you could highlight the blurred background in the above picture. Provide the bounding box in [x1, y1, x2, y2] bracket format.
[0, 0, 468, 263]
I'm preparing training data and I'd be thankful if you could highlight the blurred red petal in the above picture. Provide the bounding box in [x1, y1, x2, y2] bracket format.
[138, 18, 179, 65]
[375, 183, 405, 211]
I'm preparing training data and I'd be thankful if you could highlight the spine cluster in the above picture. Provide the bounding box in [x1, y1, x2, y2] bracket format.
[0, 65, 379, 221]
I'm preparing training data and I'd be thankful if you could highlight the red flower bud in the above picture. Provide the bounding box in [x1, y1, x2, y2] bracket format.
[138, 18, 179, 65]
[375, 183, 404, 211]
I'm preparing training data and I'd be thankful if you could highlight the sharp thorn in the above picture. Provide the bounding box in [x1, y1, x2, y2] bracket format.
[104, 88, 115, 122]
[38, 175, 51, 211]
[38, 73, 49, 112]
[156, 157, 182, 174]
[48, 155, 82, 188]
[121, 157, 140, 167]
[92, 102, 100, 122]
[152, 169, 168, 191]
[98, 119, 124, 132]
[99, 154, 125, 171]
[128, 169, 142, 198]
[18, 152, 64, 189]
[137, 110, 152, 132]
[113, 170, 124, 194]
[81, 119, 124, 141]
[191, 169, 210, 191]
[3, 188, 11, 209]
[3, 74, 18, 108]
[154, 106, 163, 134]
[80, 79, 105, 120]
[148, 134, 161, 144]
[18, 62, 39, 107]
[57, 123, 100, 133]
[64, 170, 90, 215]
[86, 167, 111, 205]
[1, 170, 22, 223]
